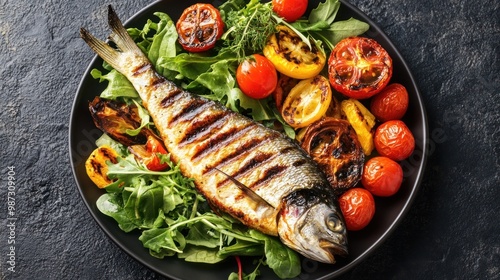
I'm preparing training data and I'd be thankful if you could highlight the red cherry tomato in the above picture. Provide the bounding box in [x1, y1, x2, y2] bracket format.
[362, 156, 403, 197]
[129, 135, 170, 171]
[328, 37, 393, 99]
[374, 120, 415, 161]
[339, 188, 375, 231]
[176, 4, 224, 52]
[272, 0, 308, 22]
[370, 83, 409, 122]
[236, 54, 278, 99]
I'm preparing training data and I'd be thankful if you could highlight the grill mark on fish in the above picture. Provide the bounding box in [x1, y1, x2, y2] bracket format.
[232, 152, 275, 179]
[293, 159, 307, 167]
[160, 88, 183, 108]
[180, 111, 229, 145]
[151, 74, 167, 88]
[203, 131, 274, 175]
[247, 165, 288, 190]
[132, 63, 151, 76]
[217, 145, 284, 189]
[191, 122, 254, 161]
[170, 98, 207, 125]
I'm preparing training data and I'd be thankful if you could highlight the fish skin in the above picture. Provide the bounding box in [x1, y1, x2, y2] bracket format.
[80, 5, 348, 263]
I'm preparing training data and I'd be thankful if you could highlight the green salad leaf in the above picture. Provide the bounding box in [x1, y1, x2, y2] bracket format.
[292, 0, 370, 50]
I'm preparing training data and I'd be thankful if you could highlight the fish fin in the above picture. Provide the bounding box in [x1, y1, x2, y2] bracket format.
[214, 167, 275, 209]
[79, 5, 142, 72]
[106, 5, 142, 55]
[79, 27, 122, 71]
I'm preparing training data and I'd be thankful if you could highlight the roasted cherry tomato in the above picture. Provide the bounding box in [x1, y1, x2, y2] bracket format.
[263, 25, 326, 79]
[374, 120, 415, 161]
[176, 3, 224, 52]
[272, 0, 308, 22]
[328, 37, 393, 99]
[362, 156, 403, 197]
[129, 135, 170, 171]
[281, 75, 331, 128]
[370, 83, 409, 122]
[236, 54, 278, 99]
[300, 118, 364, 193]
[339, 188, 375, 231]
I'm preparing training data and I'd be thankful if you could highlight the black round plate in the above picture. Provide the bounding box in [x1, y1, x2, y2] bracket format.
[69, 0, 428, 279]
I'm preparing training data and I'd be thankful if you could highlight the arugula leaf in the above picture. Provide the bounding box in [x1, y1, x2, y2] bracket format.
[291, 0, 370, 50]
[249, 230, 301, 279]
[314, 17, 370, 47]
[140, 227, 186, 257]
[308, 0, 341, 24]
[96, 193, 139, 232]
[178, 246, 226, 264]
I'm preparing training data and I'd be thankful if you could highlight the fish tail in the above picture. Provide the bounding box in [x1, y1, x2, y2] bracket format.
[79, 5, 143, 73]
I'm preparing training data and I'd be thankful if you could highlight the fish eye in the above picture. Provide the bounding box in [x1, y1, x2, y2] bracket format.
[326, 214, 343, 232]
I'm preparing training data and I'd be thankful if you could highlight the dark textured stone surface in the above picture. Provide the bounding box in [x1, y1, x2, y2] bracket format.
[0, 0, 498, 279]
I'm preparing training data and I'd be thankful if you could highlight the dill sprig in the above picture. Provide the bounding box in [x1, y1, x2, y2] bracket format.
[221, 1, 277, 60]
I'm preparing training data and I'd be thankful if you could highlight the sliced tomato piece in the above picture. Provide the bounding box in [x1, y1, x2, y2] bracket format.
[176, 3, 224, 52]
[281, 75, 331, 128]
[129, 135, 170, 171]
[328, 37, 393, 99]
[263, 25, 326, 79]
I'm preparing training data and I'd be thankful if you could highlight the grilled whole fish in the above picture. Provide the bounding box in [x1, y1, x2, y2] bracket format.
[80, 6, 348, 263]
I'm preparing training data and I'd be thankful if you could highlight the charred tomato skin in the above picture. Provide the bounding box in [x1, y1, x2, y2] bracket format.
[362, 156, 403, 197]
[339, 188, 375, 231]
[328, 36, 393, 99]
[374, 120, 415, 161]
[236, 54, 278, 99]
[370, 83, 409, 122]
[272, 0, 308, 22]
[176, 3, 224, 52]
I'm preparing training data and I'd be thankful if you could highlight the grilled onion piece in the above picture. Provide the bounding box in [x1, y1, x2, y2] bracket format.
[300, 118, 364, 194]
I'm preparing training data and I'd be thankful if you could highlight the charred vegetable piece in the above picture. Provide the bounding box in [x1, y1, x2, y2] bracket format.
[263, 25, 325, 79]
[300, 118, 364, 194]
[341, 99, 376, 155]
[272, 73, 299, 112]
[85, 145, 120, 188]
[129, 135, 170, 171]
[281, 75, 332, 128]
[176, 3, 224, 52]
[89, 96, 150, 146]
[328, 36, 392, 99]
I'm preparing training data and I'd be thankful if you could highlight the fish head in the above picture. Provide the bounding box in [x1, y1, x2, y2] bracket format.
[277, 188, 348, 263]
